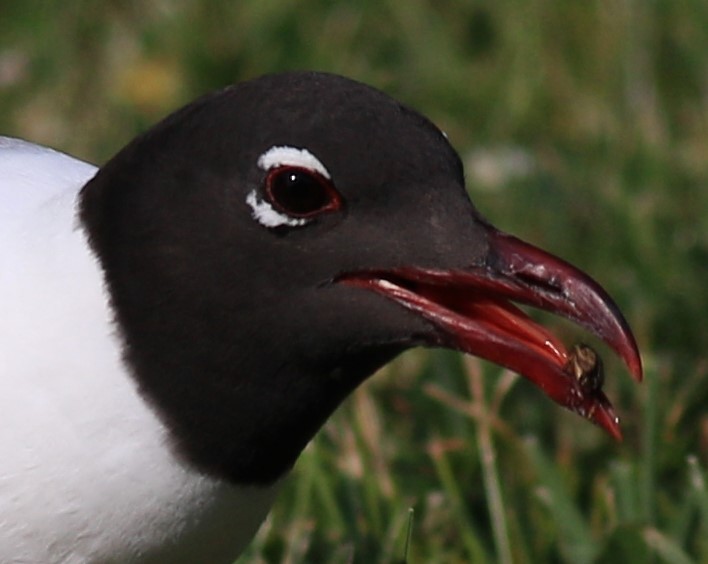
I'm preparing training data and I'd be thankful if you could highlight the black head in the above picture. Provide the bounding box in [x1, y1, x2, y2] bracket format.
[79, 72, 487, 484]
[80, 71, 641, 484]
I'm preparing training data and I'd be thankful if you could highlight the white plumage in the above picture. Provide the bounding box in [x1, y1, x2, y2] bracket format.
[0, 137, 276, 563]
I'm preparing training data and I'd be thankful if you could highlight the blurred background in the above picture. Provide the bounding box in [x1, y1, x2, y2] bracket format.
[1, 1, 706, 562]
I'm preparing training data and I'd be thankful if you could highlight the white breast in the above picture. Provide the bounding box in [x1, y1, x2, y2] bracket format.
[0, 138, 277, 563]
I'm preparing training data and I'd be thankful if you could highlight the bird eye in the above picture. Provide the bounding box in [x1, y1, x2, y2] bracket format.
[265, 166, 342, 218]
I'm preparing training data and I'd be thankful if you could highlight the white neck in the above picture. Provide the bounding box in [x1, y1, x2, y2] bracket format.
[0, 138, 277, 563]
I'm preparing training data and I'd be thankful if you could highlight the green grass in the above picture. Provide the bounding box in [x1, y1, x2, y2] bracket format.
[2, 1, 707, 562]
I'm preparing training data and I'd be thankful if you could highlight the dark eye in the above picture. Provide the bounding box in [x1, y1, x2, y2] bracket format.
[265, 166, 342, 218]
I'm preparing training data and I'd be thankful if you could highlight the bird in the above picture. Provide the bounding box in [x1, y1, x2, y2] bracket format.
[0, 71, 642, 563]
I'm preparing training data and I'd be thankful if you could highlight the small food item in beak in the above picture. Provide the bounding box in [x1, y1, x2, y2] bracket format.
[565, 343, 604, 394]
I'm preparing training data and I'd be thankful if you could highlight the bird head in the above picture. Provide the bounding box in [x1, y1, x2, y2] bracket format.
[80, 72, 641, 484]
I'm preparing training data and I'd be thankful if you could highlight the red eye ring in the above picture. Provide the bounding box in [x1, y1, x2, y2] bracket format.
[264, 166, 343, 219]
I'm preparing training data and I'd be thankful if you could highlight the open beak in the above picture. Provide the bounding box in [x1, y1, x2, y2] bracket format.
[339, 228, 642, 440]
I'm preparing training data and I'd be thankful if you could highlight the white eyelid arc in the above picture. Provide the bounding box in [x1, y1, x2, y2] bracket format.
[257, 145, 331, 179]
[245, 190, 308, 228]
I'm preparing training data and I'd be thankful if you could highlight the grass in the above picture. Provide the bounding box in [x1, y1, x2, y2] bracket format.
[2, 1, 706, 562]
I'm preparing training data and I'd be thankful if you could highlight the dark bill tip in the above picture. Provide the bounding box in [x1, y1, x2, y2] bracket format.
[484, 230, 643, 383]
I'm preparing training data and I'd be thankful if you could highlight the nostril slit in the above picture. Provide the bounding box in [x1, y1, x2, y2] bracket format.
[516, 272, 563, 295]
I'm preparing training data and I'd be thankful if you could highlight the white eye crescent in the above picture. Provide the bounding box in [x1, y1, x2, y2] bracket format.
[247, 146, 339, 228]
[257, 146, 331, 179]
[245, 191, 307, 228]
